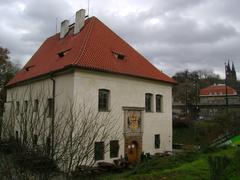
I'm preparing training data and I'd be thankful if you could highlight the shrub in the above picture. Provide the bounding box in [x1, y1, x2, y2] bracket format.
[208, 155, 230, 180]
[225, 148, 240, 178]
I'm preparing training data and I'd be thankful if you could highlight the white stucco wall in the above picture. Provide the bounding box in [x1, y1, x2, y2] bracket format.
[4, 73, 74, 138]
[4, 69, 173, 163]
[6, 73, 74, 108]
[73, 69, 173, 162]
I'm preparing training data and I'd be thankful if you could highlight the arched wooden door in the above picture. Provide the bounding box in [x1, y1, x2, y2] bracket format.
[127, 141, 138, 164]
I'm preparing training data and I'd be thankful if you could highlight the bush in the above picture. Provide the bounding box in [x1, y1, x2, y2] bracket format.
[208, 155, 230, 180]
[0, 139, 58, 179]
[173, 119, 193, 128]
[224, 148, 240, 178]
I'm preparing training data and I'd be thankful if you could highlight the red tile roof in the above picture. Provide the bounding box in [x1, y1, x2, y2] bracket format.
[200, 84, 237, 96]
[7, 17, 176, 86]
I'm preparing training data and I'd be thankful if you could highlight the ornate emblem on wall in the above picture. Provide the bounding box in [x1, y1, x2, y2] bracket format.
[127, 111, 141, 131]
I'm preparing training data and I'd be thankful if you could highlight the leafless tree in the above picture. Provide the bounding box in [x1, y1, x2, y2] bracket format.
[1, 83, 121, 178]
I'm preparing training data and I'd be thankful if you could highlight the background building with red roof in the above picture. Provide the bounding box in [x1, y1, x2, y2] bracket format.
[199, 84, 240, 118]
[3, 9, 175, 166]
[200, 84, 239, 104]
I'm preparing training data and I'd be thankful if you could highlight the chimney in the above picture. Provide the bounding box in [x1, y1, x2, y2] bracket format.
[60, 20, 70, 39]
[74, 9, 86, 35]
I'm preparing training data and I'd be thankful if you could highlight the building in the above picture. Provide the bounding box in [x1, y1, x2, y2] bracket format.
[226, 61, 237, 88]
[199, 84, 240, 118]
[3, 9, 176, 167]
[226, 61, 240, 95]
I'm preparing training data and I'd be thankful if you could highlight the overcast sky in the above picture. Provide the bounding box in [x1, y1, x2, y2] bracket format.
[0, 0, 240, 78]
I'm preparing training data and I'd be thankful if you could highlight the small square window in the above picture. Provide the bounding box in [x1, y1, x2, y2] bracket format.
[94, 142, 104, 161]
[112, 51, 126, 60]
[110, 140, 119, 158]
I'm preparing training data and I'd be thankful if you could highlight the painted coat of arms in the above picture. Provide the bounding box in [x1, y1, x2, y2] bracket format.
[127, 111, 141, 131]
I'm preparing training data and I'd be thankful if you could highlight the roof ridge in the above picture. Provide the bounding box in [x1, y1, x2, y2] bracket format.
[73, 17, 95, 65]
[7, 16, 176, 87]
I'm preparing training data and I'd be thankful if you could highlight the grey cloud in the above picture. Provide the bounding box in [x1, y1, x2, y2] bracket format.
[95, 3, 240, 78]
[206, 0, 240, 22]
[0, 0, 73, 63]
[23, 0, 72, 20]
[102, 11, 238, 45]
[159, 0, 206, 12]
[0, 0, 240, 79]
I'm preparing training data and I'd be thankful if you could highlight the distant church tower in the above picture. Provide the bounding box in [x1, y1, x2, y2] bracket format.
[226, 61, 238, 91]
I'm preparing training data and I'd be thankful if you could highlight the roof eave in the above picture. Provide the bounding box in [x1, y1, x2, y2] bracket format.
[6, 65, 176, 88]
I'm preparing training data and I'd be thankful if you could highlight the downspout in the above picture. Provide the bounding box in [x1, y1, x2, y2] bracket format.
[50, 76, 56, 160]
[225, 63, 229, 113]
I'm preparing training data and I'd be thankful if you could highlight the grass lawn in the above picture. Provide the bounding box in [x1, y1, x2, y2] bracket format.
[100, 147, 238, 180]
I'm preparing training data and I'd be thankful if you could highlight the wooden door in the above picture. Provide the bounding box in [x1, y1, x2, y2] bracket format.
[127, 141, 138, 164]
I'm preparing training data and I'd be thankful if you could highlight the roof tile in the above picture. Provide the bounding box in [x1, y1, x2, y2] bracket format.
[200, 84, 237, 96]
[8, 17, 176, 86]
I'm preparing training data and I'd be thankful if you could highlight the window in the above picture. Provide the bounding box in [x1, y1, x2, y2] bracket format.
[33, 99, 39, 112]
[16, 101, 20, 115]
[58, 52, 64, 57]
[94, 142, 104, 160]
[155, 134, 160, 149]
[57, 48, 71, 58]
[15, 131, 19, 140]
[46, 136, 51, 155]
[24, 101, 28, 112]
[112, 51, 126, 60]
[25, 65, 34, 71]
[3, 104, 5, 113]
[156, 95, 163, 112]
[98, 89, 110, 111]
[33, 134, 38, 146]
[110, 140, 119, 158]
[145, 93, 153, 112]
[47, 98, 53, 117]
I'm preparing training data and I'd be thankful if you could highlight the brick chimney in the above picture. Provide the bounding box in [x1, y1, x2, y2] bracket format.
[60, 20, 70, 39]
[74, 9, 86, 35]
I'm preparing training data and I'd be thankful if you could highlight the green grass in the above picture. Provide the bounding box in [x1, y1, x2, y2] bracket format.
[100, 121, 239, 180]
[101, 147, 239, 180]
[173, 121, 223, 146]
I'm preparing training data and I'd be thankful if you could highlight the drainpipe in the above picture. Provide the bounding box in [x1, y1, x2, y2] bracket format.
[50, 76, 56, 160]
[224, 63, 229, 113]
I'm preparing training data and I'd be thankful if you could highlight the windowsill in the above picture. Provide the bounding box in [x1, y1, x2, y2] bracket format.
[145, 111, 154, 113]
[110, 156, 119, 159]
[156, 111, 163, 113]
[95, 159, 105, 161]
[98, 110, 111, 112]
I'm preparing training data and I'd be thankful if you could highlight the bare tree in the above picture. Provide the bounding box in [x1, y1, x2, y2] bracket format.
[1, 83, 121, 178]
[54, 101, 121, 175]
